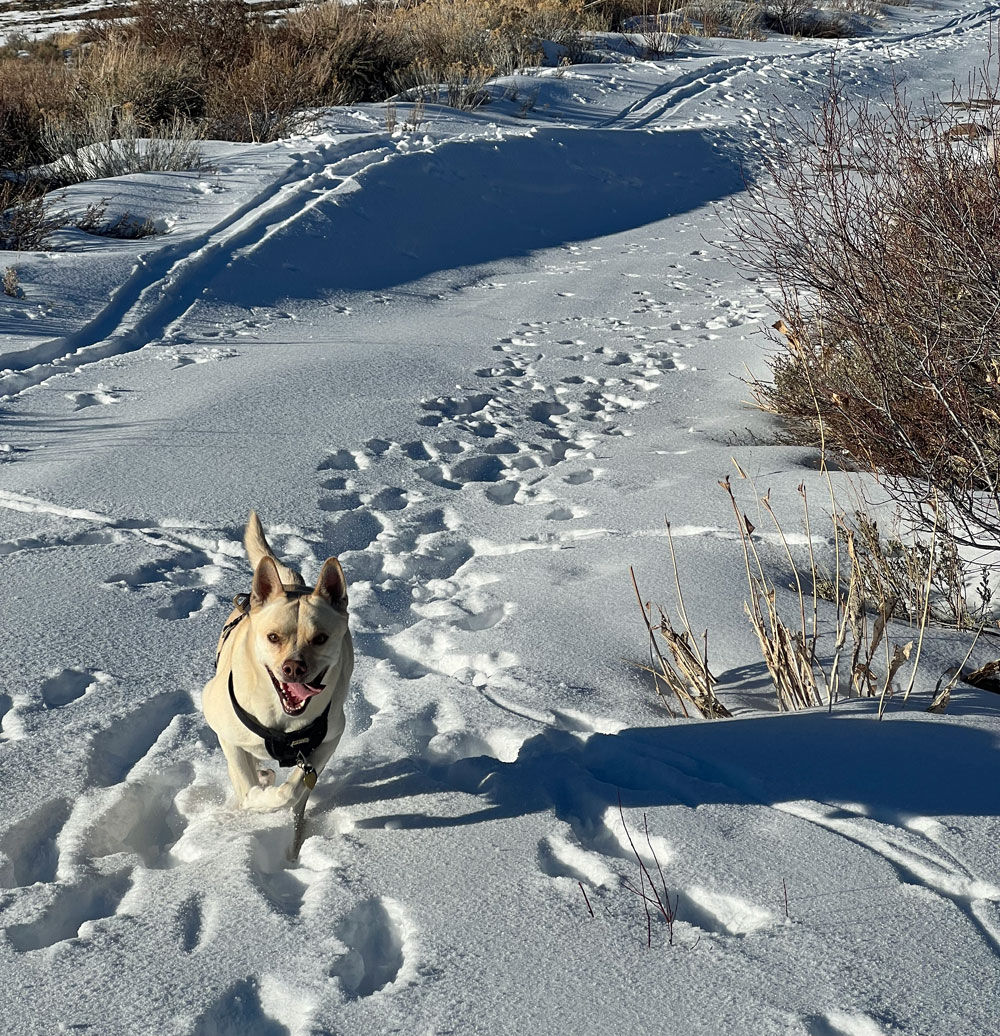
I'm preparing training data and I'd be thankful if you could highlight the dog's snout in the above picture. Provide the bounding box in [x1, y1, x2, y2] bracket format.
[281, 658, 306, 680]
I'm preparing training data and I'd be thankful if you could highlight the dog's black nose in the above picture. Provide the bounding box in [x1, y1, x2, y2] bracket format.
[282, 658, 306, 680]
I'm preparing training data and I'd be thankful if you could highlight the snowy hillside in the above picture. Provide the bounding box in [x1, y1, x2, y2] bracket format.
[1, 3, 999, 1034]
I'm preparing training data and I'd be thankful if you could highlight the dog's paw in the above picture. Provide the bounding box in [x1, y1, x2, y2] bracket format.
[241, 783, 298, 812]
[257, 768, 276, 788]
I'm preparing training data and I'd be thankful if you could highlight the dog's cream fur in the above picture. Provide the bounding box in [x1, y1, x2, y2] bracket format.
[202, 512, 353, 817]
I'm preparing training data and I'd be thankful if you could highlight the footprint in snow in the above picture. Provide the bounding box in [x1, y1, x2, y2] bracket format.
[191, 978, 291, 1036]
[329, 896, 409, 999]
[40, 667, 103, 708]
[175, 893, 210, 954]
[3, 869, 132, 952]
[85, 692, 188, 788]
[681, 885, 777, 936]
[0, 798, 72, 888]
[80, 762, 193, 868]
[804, 1011, 890, 1036]
[65, 385, 126, 410]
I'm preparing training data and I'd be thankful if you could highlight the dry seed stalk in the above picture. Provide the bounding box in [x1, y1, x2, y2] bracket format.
[631, 564, 729, 719]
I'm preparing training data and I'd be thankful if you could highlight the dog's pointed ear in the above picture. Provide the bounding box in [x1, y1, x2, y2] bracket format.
[252, 556, 284, 606]
[313, 557, 348, 613]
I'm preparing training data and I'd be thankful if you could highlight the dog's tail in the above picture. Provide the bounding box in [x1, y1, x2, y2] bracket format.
[245, 511, 304, 588]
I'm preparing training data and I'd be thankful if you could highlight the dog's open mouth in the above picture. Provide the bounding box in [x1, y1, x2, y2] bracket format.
[267, 668, 327, 715]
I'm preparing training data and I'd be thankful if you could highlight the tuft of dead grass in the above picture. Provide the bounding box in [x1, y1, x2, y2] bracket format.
[638, 459, 962, 717]
[632, 550, 731, 719]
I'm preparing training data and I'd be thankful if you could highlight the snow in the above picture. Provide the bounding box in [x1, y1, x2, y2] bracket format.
[2, 4, 1000, 1034]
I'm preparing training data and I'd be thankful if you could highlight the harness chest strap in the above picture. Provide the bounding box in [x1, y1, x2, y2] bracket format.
[227, 671, 332, 770]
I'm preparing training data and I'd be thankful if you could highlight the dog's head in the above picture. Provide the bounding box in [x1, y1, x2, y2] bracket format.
[248, 555, 350, 716]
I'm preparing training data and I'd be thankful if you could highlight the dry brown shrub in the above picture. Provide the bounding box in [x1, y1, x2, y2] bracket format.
[729, 61, 1000, 551]
[0, 179, 70, 249]
[284, 2, 413, 105]
[680, 0, 762, 38]
[125, 0, 262, 71]
[204, 39, 319, 142]
[390, 0, 587, 106]
[0, 60, 76, 170]
[759, 0, 851, 36]
[75, 36, 205, 128]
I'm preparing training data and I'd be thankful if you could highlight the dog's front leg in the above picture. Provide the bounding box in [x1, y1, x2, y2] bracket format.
[240, 743, 338, 812]
[219, 739, 266, 807]
[219, 740, 300, 811]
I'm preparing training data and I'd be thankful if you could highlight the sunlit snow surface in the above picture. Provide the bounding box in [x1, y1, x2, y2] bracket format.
[1, 4, 999, 1034]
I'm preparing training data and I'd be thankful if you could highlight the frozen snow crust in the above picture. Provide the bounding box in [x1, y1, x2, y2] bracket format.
[2, 5, 1000, 1034]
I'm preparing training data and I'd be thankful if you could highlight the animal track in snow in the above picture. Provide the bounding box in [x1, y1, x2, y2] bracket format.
[330, 897, 409, 999]
[319, 447, 370, 472]
[325, 509, 384, 552]
[191, 978, 292, 1036]
[777, 800, 1000, 953]
[65, 384, 127, 410]
[40, 667, 106, 708]
[4, 869, 132, 952]
[176, 893, 209, 953]
[0, 798, 71, 888]
[804, 1011, 890, 1036]
[418, 455, 506, 489]
[86, 692, 187, 788]
[80, 763, 193, 868]
[537, 834, 616, 888]
[681, 885, 777, 936]
[103, 525, 238, 620]
[156, 587, 215, 620]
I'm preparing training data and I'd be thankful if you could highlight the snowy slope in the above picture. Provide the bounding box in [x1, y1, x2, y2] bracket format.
[2, 5, 1000, 1035]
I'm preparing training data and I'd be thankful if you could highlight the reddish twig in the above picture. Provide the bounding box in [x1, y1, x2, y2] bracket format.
[617, 791, 678, 947]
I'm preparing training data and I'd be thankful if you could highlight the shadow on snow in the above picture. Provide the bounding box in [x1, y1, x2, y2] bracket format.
[339, 702, 1000, 830]
[205, 127, 744, 300]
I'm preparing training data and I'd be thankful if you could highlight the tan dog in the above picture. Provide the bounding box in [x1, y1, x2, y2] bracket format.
[202, 512, 353, 829]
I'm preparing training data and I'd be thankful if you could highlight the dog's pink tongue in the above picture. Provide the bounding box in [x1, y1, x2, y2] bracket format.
[284, 682, 321, 705]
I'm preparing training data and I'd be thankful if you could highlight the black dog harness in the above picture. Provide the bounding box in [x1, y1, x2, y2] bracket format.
[227, 671, 331, 768]
[217, 588, 330, 782]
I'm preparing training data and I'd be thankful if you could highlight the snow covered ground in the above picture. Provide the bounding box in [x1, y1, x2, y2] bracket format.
[2, 4, 1000, 1034]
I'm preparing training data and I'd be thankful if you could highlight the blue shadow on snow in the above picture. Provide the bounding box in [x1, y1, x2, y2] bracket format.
[205, 127, 744, 299]
[342, 709, 1000, 830]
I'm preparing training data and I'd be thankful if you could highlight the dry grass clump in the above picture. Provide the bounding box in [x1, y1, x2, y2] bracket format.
[2, 264, 20, 297]
[757, 0, 852, 37]
[632, 545, 731, 719]
[284, 2, 413, 106]
[610, 0, 858, 45]
[721, 467, 945, 716]
[638, 465, 971, 718]
[679, 0, 763, 38]
[74, 37, 205, 128]
[731, 60, 1000, 552]
[390, 0, 588, 106]
[0, 60, 76, 170]
[835, 508, 991, 630]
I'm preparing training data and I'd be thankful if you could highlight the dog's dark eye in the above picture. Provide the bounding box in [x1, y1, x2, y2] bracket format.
[312, 633, 328, 646]
[266, 632, 281, 644]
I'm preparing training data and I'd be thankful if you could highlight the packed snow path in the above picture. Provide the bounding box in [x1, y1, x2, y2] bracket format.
[1, 5, 1000, 1034]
